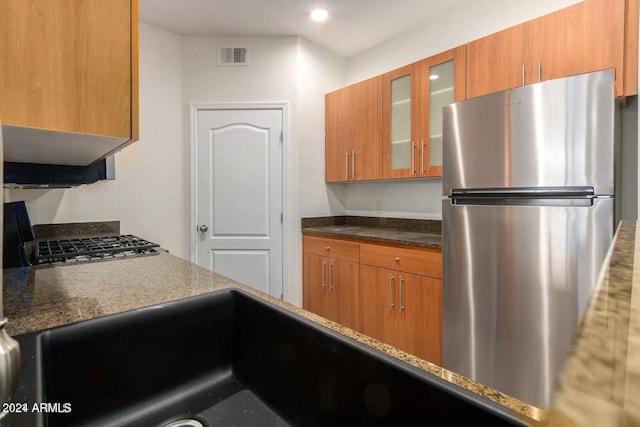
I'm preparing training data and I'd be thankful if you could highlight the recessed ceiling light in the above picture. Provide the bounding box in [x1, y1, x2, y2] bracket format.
[430, 74, 439, 80]
[310, 8, 329, 22]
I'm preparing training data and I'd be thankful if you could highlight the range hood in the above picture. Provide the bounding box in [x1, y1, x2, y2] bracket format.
[2, 125, 119, 188]
[4, 156, 115, 189]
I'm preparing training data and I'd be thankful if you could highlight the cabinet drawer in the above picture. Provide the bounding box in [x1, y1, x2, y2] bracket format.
[360, 243, 441, 278]
[303, 235, 359, 262]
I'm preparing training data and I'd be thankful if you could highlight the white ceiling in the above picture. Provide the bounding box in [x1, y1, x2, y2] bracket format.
[139, 0, 469, 58]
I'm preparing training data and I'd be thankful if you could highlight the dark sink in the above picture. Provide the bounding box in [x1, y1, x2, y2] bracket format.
[22, 289, 526, 426]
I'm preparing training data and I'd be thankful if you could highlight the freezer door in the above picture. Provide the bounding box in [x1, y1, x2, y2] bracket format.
[442, 69, 614, 196]
[442, 197, 613, 407]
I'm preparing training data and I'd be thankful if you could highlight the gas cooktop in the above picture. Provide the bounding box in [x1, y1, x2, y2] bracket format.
[33, 234, 160, 265]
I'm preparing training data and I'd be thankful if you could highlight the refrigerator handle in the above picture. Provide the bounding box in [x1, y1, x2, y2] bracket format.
[450, 186, 596, 198]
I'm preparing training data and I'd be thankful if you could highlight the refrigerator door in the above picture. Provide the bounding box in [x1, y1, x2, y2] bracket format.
[442, 197, 613, 407]
[442, 69, 614, 196]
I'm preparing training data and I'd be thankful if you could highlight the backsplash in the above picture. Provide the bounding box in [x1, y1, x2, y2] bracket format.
[32, 221, 120, 239]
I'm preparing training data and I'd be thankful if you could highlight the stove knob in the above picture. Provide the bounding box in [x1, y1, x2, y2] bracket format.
[198, 225, 209, 233]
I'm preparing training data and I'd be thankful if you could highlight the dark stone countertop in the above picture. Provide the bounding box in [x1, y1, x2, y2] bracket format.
[301, 216, 442, 249]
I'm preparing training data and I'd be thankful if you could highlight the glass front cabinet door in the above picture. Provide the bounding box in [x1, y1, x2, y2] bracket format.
[382, 46, 466, 179]
[382, 64, 419, 179]
[418, 46, 466, 177]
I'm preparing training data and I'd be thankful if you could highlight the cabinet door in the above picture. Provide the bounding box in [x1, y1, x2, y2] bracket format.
[359, 265, 397, 345]
[382, 63, 420, 179]
[327, 259, 360, 330]
[325, 86, 352, 182]
[466, 23, 530, 99]
[352, 76, 383, 181]
[532, 0, 625, 95]
[303, 253, 330, 319]
[396, 273, 442, 365]
[0, 0, 136, 139]
[418, 46, 466, 177]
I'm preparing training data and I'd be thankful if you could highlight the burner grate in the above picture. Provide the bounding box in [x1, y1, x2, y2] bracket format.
[34, 234, 160, 265]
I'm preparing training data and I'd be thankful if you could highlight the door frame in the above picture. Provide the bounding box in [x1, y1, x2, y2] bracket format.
[190, 101, 289, 299]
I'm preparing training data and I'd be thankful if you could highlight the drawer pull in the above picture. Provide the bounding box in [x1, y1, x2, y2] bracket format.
[389, 273, 395, 311]
[321, 260, 326, 289]
[399, 275, 405, 313]
[345, 152, 349, 180]
[394, 257, 400, 263]
[328, 262, 334, 291]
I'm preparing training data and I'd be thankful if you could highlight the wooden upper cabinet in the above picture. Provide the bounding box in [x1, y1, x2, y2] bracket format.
[531, 0, 626, 94]
[382, 63, 420, 179]
[466, 24, 529, 99]
[0, 0, 139, 164]
[467, 0, 635, 98]
[382, 47, 465, 179]
[325, 86, 352, 182]
[325, 76, 382, 183]
[417, 46, 466, 177]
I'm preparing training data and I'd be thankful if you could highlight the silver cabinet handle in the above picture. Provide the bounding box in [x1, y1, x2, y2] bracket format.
[411, 141, 416, 175]
[389, 273, 395, 311]
[198, 225, 208, 233]
[421, 139, 426, 175]
[345, 152, 350, 180]
[328, 261, 334, 291]
[399, 275, 405, 313]
[321, 260, 326, 289]
[521, 64, 525, 86]
[352, 150, 356, 179]
[538, 60, 541, 82]
[394, 257, 400, 263]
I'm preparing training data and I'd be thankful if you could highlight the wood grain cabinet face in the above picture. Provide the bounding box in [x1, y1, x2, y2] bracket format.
[0, 0, 139, 142]
[467, 0, 633, 98]
[302, 236, 360, 330]
[303, 235, 443, 364]
[359, 243, 442, 364]
[531, 0, 626, 94]
[359, 265, 442, 365]
[325, 76, 382, 182]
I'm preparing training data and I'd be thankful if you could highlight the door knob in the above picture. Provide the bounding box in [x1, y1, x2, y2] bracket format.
[198, 225, 209, 233]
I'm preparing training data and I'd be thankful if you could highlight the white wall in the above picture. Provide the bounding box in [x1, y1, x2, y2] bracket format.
[180, 35, 345, 304]
[6, 22, 188, 256]
[347, 0, 583, 84]
[342, 0, 584, 220]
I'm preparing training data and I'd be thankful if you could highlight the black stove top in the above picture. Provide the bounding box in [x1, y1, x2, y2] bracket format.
[33, 234, 160, 265]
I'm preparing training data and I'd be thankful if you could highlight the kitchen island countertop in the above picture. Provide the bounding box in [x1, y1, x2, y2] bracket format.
[4, 219, 640, 425]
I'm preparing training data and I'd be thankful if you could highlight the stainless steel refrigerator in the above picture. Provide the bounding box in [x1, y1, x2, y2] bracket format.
[441, 69, 615, 407]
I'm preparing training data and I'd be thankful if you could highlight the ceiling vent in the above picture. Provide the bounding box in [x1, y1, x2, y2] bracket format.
[218, 47, 249, 66]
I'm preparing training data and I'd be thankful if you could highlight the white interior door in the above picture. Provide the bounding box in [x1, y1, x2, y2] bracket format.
[195, 107, 283, 298]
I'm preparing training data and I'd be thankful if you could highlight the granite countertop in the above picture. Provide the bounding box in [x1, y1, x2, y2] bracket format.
[4, 219, 640, 426]
[301, 216, 442, 249]
[542, 220, 640, 426]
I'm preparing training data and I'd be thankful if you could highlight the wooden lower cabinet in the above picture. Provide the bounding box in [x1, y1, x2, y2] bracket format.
[303, 252, 360, 331]
[303, 234, 442, 365]
[360, 265, 442, 365]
